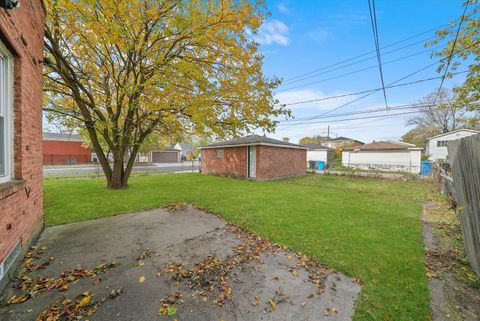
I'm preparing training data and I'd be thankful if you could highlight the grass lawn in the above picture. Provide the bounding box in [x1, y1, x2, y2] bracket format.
[44, 173, 431, 320]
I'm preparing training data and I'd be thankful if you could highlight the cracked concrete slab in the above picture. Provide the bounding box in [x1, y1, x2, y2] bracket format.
[0, 205, 360, 321]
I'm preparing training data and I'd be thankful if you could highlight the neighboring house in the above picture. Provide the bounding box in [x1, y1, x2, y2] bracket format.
[322, 136, 364, 149]
[302, 144, 335, 164]
[0, 1, 45, 290]
[42, 132, 92, 165]
[174, 142, 194, 160]
[200, 135, 307, 180]
[342, 141, 423, 174]
[425, 129, 480, 162]
[151, 147, 181, 163]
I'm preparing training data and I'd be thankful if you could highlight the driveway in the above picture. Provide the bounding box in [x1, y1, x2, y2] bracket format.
[0, 206, 360, 321]
[43, 161, 200, 176]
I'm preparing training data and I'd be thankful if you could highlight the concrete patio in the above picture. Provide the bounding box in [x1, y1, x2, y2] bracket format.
[0, 205, 360, 321]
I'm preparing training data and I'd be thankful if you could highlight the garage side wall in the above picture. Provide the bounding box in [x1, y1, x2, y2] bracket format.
[342, 150, 421, 173]
[256, 146, 306, 180]
[42, 141, 92, 165]
[201, 147, 247, 178]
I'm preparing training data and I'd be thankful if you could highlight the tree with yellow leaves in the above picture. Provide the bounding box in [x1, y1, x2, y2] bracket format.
[44, 0, 289, 189]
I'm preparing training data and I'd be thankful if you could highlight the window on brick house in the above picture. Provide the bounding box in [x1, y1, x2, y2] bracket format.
[0, 40, 13, 183]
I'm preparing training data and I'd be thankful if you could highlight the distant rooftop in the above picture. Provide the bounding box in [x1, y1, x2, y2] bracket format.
[325, 136, 363, 143]
[43, 132, 83, 142]
[427, 129, 480, 141]
[200, 135, 306, 149]
[343, 141, 421, 151]
[301, 143, 331, 150]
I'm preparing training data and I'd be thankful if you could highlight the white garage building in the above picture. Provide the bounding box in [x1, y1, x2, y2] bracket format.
[425, 129, 480, 162]
[303, 144, 335, 164]
[342, 141, 423, 174]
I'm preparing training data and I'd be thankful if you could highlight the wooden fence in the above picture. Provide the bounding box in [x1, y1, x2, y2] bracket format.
[448, 134, 480, 275]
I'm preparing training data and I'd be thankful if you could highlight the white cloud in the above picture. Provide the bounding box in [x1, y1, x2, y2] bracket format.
[307, 28, 331, 43]
[268, 117, 413, 144]
[264, 90, 415, 143]
[254, 20, 289, 46]
[275, 89, 352, 113]
[277, 3, 290, 14]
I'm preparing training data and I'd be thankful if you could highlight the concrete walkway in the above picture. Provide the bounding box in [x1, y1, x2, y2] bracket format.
[0, 206, 360, 321]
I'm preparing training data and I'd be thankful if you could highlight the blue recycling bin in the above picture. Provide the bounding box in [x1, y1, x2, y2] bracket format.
[316, 161, 326, 170]
[421, 161, 433, 176]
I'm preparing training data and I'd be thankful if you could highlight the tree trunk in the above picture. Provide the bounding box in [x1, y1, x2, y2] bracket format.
[108, 155, 127, 189]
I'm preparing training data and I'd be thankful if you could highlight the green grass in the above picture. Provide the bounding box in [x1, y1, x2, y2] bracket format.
[44, 173, 431, 320]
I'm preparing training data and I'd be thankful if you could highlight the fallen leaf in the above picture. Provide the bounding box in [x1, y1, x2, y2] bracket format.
[8, 294, 30, 304]
[251, 296, 259, 306]
[138, 276, 145, 283]
[158, 304, 177, 316]
[76, 295, 91, 308]
[268, 298, 276, 310]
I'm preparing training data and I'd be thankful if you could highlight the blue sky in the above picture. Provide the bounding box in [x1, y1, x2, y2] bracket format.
[256, 0, 469, 143]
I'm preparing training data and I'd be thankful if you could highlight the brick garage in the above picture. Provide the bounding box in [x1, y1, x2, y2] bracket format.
[43, 132, 92, 165]
[200, 135, 307, 180]
[0, 1, 45, 289]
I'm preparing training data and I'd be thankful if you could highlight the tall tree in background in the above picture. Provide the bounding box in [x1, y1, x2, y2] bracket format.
[406, 88, 468, 134]
[44, 0, 289, 189]
[402, 87, 478, 146]
[298, 135, 329, 145]
[429, 0, 480, 113]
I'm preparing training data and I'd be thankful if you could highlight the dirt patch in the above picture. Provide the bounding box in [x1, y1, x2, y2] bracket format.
[422, 202, 480, 321]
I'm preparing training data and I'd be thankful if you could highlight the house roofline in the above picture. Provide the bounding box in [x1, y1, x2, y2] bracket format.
[345, 147, 424, 151]
[199, 142, 307, 150]
[427, 129, 480, 141]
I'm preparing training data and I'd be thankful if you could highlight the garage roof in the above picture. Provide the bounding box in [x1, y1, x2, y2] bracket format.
[301, 144, 332, 150]
[343, 141, 422, 151]
[200, 135, 306, 149]
[43, 132, 83, 142]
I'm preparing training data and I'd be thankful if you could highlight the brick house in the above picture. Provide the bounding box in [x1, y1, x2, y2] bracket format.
[43, 132, 92, 165]
[0, 1, 45, 289]
[200, 135, 307, 180]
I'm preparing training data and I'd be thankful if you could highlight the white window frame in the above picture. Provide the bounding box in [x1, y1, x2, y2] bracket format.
[0, 40, 14, 184]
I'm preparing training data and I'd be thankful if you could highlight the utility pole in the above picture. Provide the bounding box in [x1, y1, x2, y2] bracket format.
[327, 125, 330, 138]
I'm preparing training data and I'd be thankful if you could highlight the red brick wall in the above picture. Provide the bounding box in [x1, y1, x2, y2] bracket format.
[43, 141, 92, 165]
[0, 2, 45, 268]
[201, 145, 306, 180]
[201, 147, 248, 179]
[256, 145, 306, 180]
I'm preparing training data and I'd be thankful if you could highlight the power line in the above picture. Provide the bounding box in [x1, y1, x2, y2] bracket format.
[279, 40, 480, 129]
[433, 1, 470, 104]
[283, 24, 448, 84]
[278, 101, 451, 124]
[368, 0, 388, 109]
[280, 44, 444, 91]
[278, 101, 455, 127]
[281, 63, 438, 128]
[281, 70, 469, 107]
[279, 110, 424, 126]
[281, 35, 438, 86]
